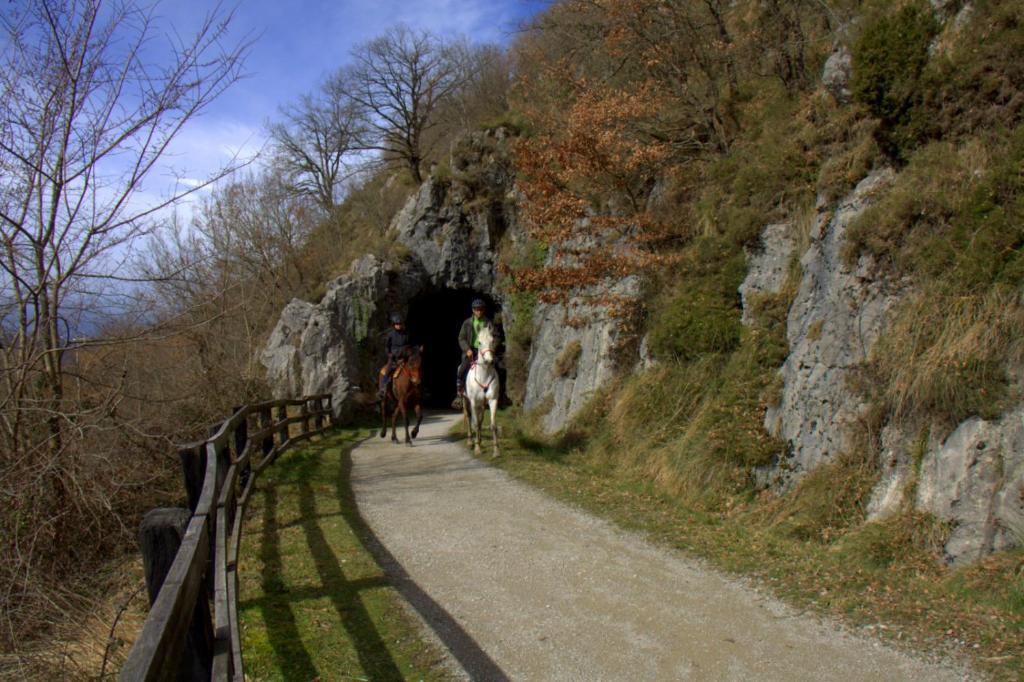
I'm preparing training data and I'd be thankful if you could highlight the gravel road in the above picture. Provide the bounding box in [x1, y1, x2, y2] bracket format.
[350, 412, 973, 681]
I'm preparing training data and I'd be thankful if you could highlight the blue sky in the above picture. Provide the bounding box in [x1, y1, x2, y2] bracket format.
[154, 0, 547, 193]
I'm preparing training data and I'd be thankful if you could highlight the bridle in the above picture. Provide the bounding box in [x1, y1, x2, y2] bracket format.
[395, 354, 421, 386]
[471, 347, 495, 390]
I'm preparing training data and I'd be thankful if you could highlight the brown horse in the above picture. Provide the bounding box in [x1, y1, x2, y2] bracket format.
[379, 346, 424, 446]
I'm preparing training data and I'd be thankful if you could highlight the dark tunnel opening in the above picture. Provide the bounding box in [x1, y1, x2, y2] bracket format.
[404, 289, 501, 408]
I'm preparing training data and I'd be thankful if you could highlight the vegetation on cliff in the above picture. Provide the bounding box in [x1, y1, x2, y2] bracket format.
[498, 0, 1024, 675]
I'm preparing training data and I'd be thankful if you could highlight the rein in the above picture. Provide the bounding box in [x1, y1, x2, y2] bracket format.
[470, 348, 496, 391]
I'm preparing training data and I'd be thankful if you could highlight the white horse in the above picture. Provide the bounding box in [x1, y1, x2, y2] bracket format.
[463, 325, 501, 457]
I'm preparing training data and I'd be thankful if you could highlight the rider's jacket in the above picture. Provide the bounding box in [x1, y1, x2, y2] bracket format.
[385, 328, 410, 359]
[458, 316, 502, 354]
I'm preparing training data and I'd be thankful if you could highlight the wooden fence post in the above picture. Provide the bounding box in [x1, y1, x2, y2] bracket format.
[232, 406, 250, 497]
[276, 404, 288, 445]
[314, 396, 324, 432]
[300, 399, 310, 435]
[262, 405, 278, 458]
[139, 509, 214, 680]
[179, 444, 205, 514]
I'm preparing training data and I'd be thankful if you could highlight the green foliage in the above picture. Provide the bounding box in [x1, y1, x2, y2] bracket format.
[851, 2, 941, 160]
[770, 450, 879, 543]
[698, 93, 818, 246]
[601, 238, 793, 506]
[848, 129, 1024, 289]
[838, 512, 951, 571]
[846, 128, 1024, 431]
[648, 295, 741, 361]
[647, 237, 745, 361]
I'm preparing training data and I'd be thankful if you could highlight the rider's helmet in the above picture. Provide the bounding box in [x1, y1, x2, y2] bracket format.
[390, 312, 403, 325]
[471, 298, 485, 310]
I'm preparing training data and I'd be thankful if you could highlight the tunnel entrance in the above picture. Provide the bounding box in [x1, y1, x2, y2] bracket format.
[405, 289, 500, 408]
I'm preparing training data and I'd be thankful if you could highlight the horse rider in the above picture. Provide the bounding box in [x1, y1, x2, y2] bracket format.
[456, 298, 498, 406]
[379, 312, 410, 400]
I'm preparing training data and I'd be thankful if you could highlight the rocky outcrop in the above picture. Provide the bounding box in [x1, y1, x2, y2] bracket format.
[524, 280, 642, 434]
[392, 176, 502, 293]
[521, 227, 645, 434]
[917, 409, 1024, 563]
[738, 222, 796, 326]
[867, 409, 1024, 565]
[260, 256, 401, 418]
[821, 46, 853, 103]
[262, 129, 514, 416]
[741, 168, 1022, 563]
[759, 170, 901, 489]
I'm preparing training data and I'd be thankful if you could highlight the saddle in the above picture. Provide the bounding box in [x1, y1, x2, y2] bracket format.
[378, 359, 406, 381]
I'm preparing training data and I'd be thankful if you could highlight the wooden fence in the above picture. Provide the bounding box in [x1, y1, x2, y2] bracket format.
[119, 394, 333, 681]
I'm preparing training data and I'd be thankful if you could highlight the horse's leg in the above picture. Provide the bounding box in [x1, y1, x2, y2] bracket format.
[379, 394, 387, 438]
[403, 398, 412, 446]
[472, 400, 483, 455]
[411, 401, 421, 440]
[489, 395, 500, 457]
[391, 394, 400, 444]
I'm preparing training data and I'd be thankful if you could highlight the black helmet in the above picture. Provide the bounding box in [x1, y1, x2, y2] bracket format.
[389, 312, 403, 324]
[471, 298, 485, 309]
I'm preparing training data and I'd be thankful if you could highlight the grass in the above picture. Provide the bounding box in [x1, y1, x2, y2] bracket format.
[468, 407, 1024, 680]
[237, 428, 454, 682]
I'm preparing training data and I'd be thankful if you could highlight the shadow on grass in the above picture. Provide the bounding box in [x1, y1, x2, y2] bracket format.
[336, 446, 511, 681]
[258, 484, 318, 680]
[295, 453, 405, 680]
[248, 438, 399, 680]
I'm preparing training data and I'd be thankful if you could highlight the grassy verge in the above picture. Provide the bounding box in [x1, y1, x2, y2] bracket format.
[461, 409, 1024, 681]
[237, 428, 454, 682]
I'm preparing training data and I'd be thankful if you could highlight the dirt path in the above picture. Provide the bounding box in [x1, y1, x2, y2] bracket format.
[350, 412, 973, 681]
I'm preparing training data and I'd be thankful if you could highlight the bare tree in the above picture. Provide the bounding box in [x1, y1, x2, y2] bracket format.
[346, 25, 468, 183]
[0, 0, 248, 655]
[0, 0, 248, 447]
[269, 78, 366, 211]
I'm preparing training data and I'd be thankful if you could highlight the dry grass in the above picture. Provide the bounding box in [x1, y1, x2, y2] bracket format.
[1, 559, 149, 680]
[864, 289, 1024, 430]
[553, 339, 583, 377]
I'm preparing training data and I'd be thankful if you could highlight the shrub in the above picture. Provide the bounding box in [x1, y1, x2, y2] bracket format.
[648, 294, 741, 361]
[851, 1, 941, 160]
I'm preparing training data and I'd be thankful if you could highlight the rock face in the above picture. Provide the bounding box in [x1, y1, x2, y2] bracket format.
[917, 408, 1024, 563]
[524, 284, 642, 434]
[821, 45, 853, 103]
[868, 409, 1024, 565]
[261, 256, 400, 419]
[392, 176, 503, 293]
[742, 167, 1023, 563]
[738, 222, 796, 326]
[261, 130, 514, 415]
[521, 228, 645, 434]
[759, 170, 901, 489]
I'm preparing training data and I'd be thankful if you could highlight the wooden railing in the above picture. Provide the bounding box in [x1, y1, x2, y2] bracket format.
[119, 394, 333, 681]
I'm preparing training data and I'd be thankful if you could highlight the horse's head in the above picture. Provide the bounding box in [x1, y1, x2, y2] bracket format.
[404, 346, 423, 385]
[476, 326, 496, 367]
